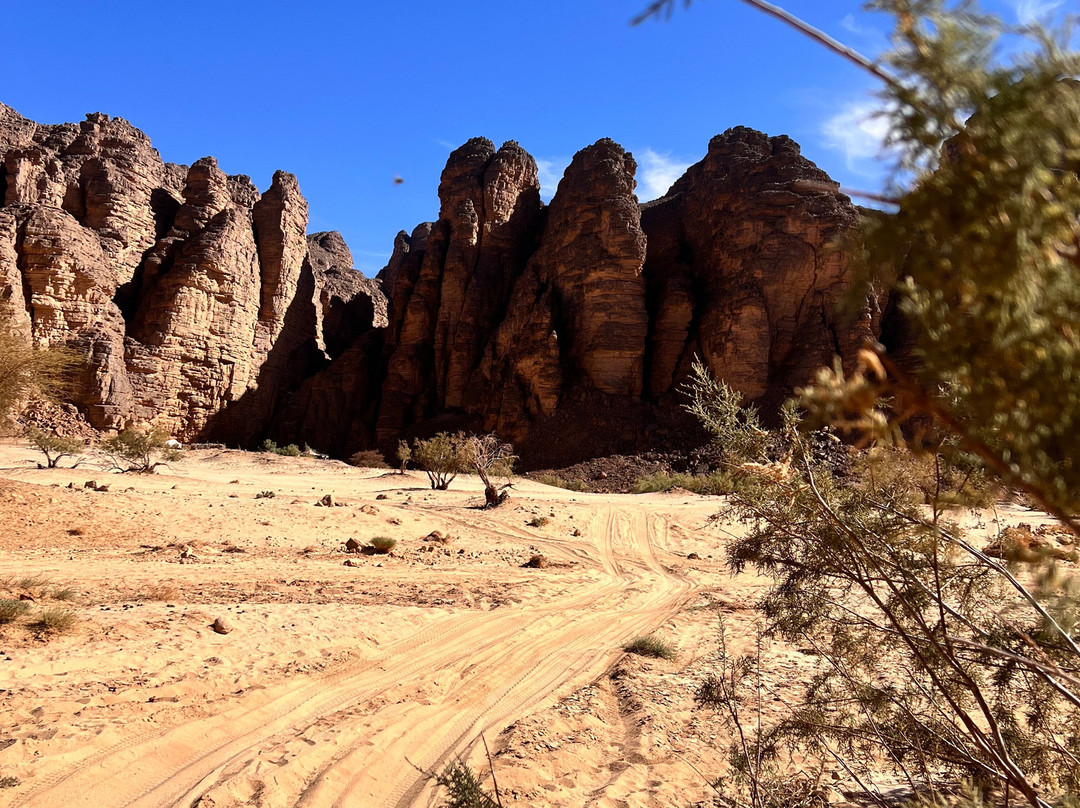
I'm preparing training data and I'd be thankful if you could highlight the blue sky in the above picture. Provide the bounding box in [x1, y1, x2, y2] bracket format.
[1, 0, 1064, 274]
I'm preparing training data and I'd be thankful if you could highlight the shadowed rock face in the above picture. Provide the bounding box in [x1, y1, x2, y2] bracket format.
[0, 104, 385, 439]
[0, 103, 878, 465]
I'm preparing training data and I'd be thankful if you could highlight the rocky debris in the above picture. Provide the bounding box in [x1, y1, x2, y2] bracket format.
[359, 504, 378, 515]
[523, 554, 549, 569]
[315, 494, 335, 507]
[375, 493, 389, 500]
[210, 616, 232, 635]
[345, 538, 362, 553]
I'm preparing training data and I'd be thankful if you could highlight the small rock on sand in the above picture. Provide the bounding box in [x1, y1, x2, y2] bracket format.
[211, 617, 233, 635]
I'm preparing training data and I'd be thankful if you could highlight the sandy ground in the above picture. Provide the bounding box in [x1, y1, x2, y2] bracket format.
[0, 445, 1053, 808]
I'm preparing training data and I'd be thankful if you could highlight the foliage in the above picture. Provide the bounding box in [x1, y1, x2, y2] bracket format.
[0, 599, 30, 624]
[850, 447, 999, 509]
[368, 536, 396, 554]
[255, 490, 275, 499]
[261, 439, 301, 457]
[349, 449, 389, 469]
[396, 439, 412, 474]
[682, 359, 769, 467]
[412, 432, 473, 490]
[102, 425, 180, 473]
[640, 2, 1080, 806]
[30, 607, 77, 635]
[623, 635, 677, 661]
[25, 427, 85, 469]
[631, 469, 767, 497]
[434, 760, 500, 808]
[526, 516, 550, 528]
[0, 312, 82, 430]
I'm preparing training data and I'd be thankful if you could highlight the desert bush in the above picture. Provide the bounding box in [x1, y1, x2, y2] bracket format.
[467, 433, 516, 508]
[25, 427, 85, 469]
[526, 516, 550, 528]
[434, 760, 500, 808]
[349, 449, 389, 469]
[102, 425, 180, 473]
[368, 536, 397, 554]
[851, 447, 1000, 509]
[682, 359, 769, 467]
[396, 439, 411, 474]
[0, 311, 82, 430]
[0, 599, 29, 624]
[255, 490, 275, 499]
[623, 635, 676, 661]
[138, 585, 180, 602]
[48, 587, 77, 602]
[531, 474, 588, 492]
[0, 776, 19, 789]
[412, 432, 472, 490]
[30, 607, 77, 635]
[260, 439, 301, 457]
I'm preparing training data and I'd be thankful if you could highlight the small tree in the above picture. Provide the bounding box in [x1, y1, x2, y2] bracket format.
[682, 358, 768, 467]
[396, 439, 412, 474]
[467, 434, 516, 508]
[102, 425, 180, 473]
[0, 313, 81, 430]
[25, 427, 85, 469]
[412, 432, 471, 490]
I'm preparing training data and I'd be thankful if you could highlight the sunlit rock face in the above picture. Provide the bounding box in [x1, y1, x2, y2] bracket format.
[0, 102, 876, 465]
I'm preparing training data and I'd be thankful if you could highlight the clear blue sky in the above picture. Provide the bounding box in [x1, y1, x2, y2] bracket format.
[1, 0, 1059, 274]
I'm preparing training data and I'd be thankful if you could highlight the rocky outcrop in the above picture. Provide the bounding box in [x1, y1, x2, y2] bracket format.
[281, 129, 875, 464]
[0, 104, 384, 439]
[1, 102, 877, 465]
[641, 127, 877, 409]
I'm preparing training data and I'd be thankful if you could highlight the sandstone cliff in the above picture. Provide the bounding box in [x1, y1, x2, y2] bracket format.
[1, 102, 877, 465]
[0, 103, 385, 441]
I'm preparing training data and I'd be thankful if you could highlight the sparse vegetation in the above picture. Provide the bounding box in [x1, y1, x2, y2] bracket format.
[623, 635, 676, 661]
[682, 359, 768, 467]
[349, 449, 389, 468]
[260, 439, 301, 457]
[0, 310, 82, 430]
[433, 760, 500, 808]
[412, 432, 472, 490]
[138, 585, 180, 602]
[0, 776, 20, 789]
[0, 599, 30, 624]
[468, 433, 516, 508]
[396, 439, 411, 474]
[102, 425, 180, 473]
[530, 474, 588, 492]
[25, 427, 85, 468]
[526, 516, 550, 528]
[30, 607, 77, 635]
[368, 536, 397, 554]
[255, 490, 276, 499]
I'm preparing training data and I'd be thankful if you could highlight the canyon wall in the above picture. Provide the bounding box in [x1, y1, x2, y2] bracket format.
[0, 103, 880, 465]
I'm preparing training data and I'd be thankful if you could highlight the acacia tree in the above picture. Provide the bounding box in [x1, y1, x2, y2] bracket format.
[645, 1, 1080, 805]
[0, 311, 80, 431]
[468, 434, 516, 508]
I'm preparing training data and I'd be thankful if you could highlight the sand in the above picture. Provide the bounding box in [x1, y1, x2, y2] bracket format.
[0, 444, 1047, 807]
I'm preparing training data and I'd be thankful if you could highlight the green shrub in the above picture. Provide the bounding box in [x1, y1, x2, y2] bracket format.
[527, 516, 550, 528]
[368, 536, 397, 555]
[623, 635, 676, 661]
[412, 432, 471, 490]
[30, 607, 77, 635]
[260, 440, 301, 457]
[631, 470, 744, 496]
[434, 760, 500, 808]
[102, 425, 180, 472]
[0, 599, 29, 624]
[49, 587, 77, 602]
[255, 490, 275, 499]
[25, 427, 85, 468]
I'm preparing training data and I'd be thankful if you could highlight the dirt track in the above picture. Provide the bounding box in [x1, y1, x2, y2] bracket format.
[0, 446, 734, 807]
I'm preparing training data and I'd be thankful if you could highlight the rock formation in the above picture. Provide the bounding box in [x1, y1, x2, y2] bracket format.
[0, 103, 384, 441]
[0, 102, 879, 465]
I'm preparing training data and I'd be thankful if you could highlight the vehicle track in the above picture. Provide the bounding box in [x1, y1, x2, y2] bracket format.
[13, 503, 694, 808]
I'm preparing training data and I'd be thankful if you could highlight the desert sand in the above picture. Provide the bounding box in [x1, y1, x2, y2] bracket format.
[0, 445, 1042, 807]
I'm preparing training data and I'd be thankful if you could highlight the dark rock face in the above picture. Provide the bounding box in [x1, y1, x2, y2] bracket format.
[0, 103, 878, 465]
[0, 104, 384, 439]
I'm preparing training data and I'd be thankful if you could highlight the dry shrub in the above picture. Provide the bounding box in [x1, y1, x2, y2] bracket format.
[349, 449, 390, 469]
[30, 607, 77, 635]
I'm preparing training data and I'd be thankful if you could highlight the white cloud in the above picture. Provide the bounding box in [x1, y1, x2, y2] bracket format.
[536, 157, 569, 202]
[636, 149, 692, 201]
[821, 100, 893, 175]
[839, 13, 888, 53]
[1011, 0, 1064, 24]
